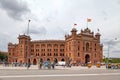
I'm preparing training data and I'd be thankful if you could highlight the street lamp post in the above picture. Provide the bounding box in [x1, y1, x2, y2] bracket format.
[27, 20, 31, 36]
[106, 38, 118, 69]
[27, 20, 30, 69]
[107, 42, 110, 69]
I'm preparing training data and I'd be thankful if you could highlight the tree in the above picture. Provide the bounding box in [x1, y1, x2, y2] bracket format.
[0, 52, 8, 61]
[103, 58, 120, 63]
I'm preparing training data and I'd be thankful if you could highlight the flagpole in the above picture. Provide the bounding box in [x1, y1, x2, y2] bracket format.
[27, 19, 30, 70]
[27, 20, 31, 36]
[86, 20, 88, 28]
[86, 18, 91, 28]
[97, 28, 100, 33]
[74, 23, 77, 28]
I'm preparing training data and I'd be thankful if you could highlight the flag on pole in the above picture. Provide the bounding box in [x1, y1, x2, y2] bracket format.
[28, 20, 31, 22]
[74, 23, 77, 26]
[87, 18, 92, 22]
[74, 23, 77, 27]
[97, 28, 99, 32]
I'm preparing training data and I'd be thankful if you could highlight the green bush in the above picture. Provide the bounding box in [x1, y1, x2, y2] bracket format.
[103, 58, 120, 63]
[0, 53, 8, 61]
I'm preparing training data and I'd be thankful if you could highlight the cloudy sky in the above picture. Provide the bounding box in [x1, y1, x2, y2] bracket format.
[0, 0, 120, 58]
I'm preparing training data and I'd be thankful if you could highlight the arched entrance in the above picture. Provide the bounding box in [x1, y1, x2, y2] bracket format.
[39, 58, 43, 62]
[28, 59, 30, 63]
[47, 58, 50, 61]
[61, 58, 65, 61]
[33, 59, 37, 65]
[54, 58, 58, 63]
[85, 54, 90, 64]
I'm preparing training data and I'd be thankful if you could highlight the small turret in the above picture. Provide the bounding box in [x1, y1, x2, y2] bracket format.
[18, 34, 31, 44]
[18, 34, 31, 63]
[71, 28, 77, 38]
[95, 32, 101, 43]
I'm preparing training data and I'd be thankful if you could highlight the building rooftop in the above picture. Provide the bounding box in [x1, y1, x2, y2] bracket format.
[31, 40, 65, 43]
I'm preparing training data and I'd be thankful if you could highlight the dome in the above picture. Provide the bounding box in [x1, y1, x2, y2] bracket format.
[96, 32, 101, 36]
[84, 28, 91, 32]
[71, 27, 77, 32]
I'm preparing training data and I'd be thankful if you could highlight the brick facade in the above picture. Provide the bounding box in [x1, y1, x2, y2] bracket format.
[8, 28, 103, 65]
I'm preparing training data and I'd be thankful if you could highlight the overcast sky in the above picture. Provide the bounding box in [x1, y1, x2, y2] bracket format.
[0, 0, 120, 58]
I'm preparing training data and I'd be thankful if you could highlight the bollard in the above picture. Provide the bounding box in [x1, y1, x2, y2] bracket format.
[96, 62, 101, 68]
[87, 62, 92, 68]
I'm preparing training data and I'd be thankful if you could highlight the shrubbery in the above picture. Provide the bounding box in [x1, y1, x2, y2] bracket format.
[103, 58, 120, 63]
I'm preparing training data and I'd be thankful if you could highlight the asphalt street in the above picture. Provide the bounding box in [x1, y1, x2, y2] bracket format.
[0, 68, 120, 80]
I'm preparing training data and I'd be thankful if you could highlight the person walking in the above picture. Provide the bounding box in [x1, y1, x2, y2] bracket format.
[39, 58, 43, 69]
[51, 62, 55, 69]
[27, 61, 31, 69]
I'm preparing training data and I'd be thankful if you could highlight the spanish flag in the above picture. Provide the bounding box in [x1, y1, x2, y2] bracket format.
[87, 18, 91, 22]
[74, 23, 77, 26]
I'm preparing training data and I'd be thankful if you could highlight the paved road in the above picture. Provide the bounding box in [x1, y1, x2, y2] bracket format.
[0, 68, 120, 80]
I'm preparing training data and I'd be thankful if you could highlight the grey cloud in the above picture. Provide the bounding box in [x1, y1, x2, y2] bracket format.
[45, 10, 58, 22]
[102, 39, 120, 46]
[45, 15, 56, 23]
[102, 11, 108, 17]
[29, 26, 47, 36]
[57, 26, 66, 35]
[46, 17, 53, 22]
[0, 32, 10, 51]
[102, 11, 108, 21]
[117, 0, 120, 5]
[112, 50, 120, 53]
[0, 0, 30, 21]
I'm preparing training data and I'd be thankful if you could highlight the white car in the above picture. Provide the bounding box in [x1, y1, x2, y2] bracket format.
[56, 61, 66, 66]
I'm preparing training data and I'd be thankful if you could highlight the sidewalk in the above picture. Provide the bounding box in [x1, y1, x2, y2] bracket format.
[56, 65, 106, 70]
[0, 65, 37, 70]
[0, 65, 106, 70]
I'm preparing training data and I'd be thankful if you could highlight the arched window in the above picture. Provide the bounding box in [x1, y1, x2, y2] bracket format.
[60, 44, 64, 46]
[47, 53, 49, 56]
[78, 52, 80, 57]
[95, 53, 96, 58]
[86, 43, 89, 51]
[78, 46, 80, 50]
[54, 44, 58, 46]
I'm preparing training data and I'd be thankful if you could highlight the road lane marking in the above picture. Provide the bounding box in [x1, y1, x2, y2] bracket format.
[0, 73, 120, 78]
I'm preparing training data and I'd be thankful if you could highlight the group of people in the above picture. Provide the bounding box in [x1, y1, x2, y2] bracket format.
[39, 59, 56, 69]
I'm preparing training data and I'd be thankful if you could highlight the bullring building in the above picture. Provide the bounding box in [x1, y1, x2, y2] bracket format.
[8, 27, 103, 65]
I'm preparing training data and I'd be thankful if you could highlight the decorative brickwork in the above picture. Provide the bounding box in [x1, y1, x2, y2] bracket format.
[8, 28, 103, 65]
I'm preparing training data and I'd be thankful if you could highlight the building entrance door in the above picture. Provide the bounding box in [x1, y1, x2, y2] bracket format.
[61, 58, 65, 61]
[85, 54, 90, 64]
[33, 59, 37, 65]
[54, 58, 58, 63]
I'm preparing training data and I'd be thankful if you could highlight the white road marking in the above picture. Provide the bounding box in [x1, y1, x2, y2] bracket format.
[0, 73, 120, 78]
